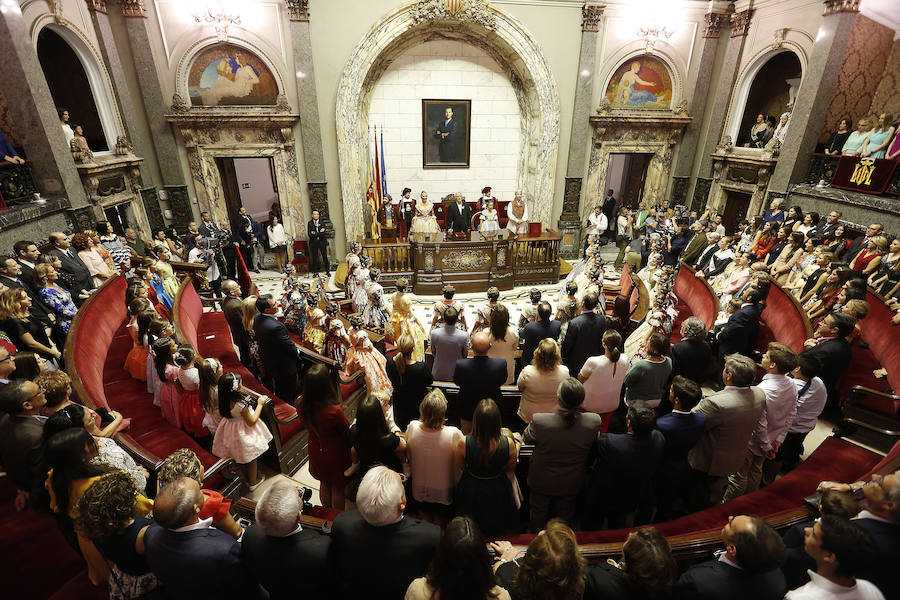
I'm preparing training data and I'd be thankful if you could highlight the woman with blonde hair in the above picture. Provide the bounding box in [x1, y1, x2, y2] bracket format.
[71, 232, 114, 287]
[386, 332, 432, 431]
[241, 296, 265, 380]
[849, 235, 888, 277]
[389, 283, 427, 361]
[492, 519, 586, 600]
[34, 262, 77, 336]
[405, 389, 463, 520]
[0, 288, 60, 360]
[516, 338, 569, 424]
[579, 329, 629, 432]
[484, 304, 519, 385]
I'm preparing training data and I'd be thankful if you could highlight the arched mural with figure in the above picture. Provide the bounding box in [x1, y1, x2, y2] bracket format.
[605, 55, 673, 110]
[188, 44, 279, 106]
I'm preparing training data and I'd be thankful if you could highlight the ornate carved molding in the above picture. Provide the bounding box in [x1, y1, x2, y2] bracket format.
[582, 4, 604, 33]
[823, 0, 860, 16]
[286, 0, 309, 22]
[85, 0, 107, 14]
[170, 94, 190, 113]
[703, 12, 726, 38]
[730, 10, 752, 37]
[772, 27, 789, 48]
[119, 0, 146, 18]
[411, 0, 497, 30]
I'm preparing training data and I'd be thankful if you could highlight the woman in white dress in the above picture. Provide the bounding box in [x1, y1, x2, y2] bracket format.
[352, 255, 371, 313]
[266, 215, 288, 273]
[479, 199, 500, 235]
[409, 192, 441, 239]
[507, 192, 529, 235]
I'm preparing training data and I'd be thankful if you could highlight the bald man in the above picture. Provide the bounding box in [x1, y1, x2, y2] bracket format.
[452, 330, 508, 433]
[221, 280, 249, 366]
[49, 231, 94, 302]
[144, 477, 265, 599]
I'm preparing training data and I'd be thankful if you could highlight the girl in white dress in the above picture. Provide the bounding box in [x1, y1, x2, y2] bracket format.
[479, 199, 500, 234]
[211, 372, 273, 490]
[352, 255, 371, 312]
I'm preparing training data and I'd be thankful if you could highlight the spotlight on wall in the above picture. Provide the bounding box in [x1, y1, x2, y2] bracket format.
[191, 0, 242, 42]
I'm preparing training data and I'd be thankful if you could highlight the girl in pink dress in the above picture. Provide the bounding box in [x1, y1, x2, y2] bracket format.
[212, 372, 273, 490]
[345, 331, 393, 396]
[152, 337, 181, 427]
[145, 319, 174, 401]
[174, 345, 209, 438]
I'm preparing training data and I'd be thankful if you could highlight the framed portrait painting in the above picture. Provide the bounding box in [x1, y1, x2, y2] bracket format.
[422, 99, 471, 168]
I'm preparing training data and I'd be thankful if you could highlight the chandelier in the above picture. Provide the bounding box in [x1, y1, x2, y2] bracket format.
[192, 0, 241, 42]
[637, 23, 675, 51]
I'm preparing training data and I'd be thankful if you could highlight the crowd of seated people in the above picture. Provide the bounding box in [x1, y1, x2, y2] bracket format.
[2, 203, 899, 600]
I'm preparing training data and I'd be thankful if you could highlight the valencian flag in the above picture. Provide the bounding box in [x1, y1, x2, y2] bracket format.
[374, 126, 384, 225]
[380, 128, 388, 206]
[366, 128, 380, 239]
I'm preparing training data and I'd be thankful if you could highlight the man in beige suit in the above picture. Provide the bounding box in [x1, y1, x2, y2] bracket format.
[689, 353, 766, 507]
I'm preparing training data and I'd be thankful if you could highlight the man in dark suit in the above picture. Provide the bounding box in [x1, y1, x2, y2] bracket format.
[307, 210, 329, 276]
[12, 240, 40, 290]
[653, 376, 706, 521]
[843, 222, 884, 263]
[453, 331, 507, 434]
[810, 209, 841, 240]
[524, 378, 602, 532]
[49, 231, 94, 301]
[0, 258, 55, 328]
[717, 289, 765, 359]
[221, 280, 248, 366]
[693, 232, 721, 272]
[184, 221, 201, 250]
[435, 106, 460, 162]
[241, 480, 331, 600]
[671, 316, 712, 387]
[197, 211, 219, 239]
[253, 295, 299, 402]
[583, 400, 665, 530]
[801, 311, 855, 405]
[238, 207, 263, 273]
[331, 466, 441, 600]
[561, 292, 606, 376]
[675, 515, 787, 600]
[520, 301, 561, 369]
[145, 477, 266, 600]
[447, 193, 472, 233]
[0, 346, 16, 389]
[0, 381, 46, 508]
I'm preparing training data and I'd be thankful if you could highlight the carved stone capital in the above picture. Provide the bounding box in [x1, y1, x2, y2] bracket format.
[673, 98, 689, 116]
[823, 0, 860, 16]
[170, 94, 190, 113]
[119, 0, 146, 18]
[286, 0, 309, 22]
[582, 4, 604, 33]
[86, 0, 107, 14]
[730, 9, 752, 37]
[703, 12, 726, 38]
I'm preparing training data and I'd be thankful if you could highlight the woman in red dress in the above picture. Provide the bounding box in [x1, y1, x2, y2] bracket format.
[849, 236, 888, 278]
[295, 363, 351, 509]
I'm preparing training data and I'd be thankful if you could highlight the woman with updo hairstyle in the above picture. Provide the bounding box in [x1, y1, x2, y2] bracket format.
[484, 304, 519, 385]
[72, 231, 114, 287]
[0, 287, 60, 361]
[583, 527, 678, 600]
[493, 519, 586, 600]
[76, 472, 159, 597]
[516, 338, 569, 424]
[406, 516, 510, 600]
[579, 329, 629, 432]
[34, 262, 77, 337]
[386, 332, 432, 431]
[432, 283, 467, 330]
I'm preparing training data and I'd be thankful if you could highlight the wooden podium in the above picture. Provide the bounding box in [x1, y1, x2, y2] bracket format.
[362, 229, 562, 294]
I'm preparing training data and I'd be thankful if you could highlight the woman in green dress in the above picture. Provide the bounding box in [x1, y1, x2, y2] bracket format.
[153, 245, 180, 299]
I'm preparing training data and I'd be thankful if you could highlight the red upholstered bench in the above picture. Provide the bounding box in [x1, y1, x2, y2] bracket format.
[504, 436, 890, 559]
[758, 280, 812, 354]
[838, 290, 900, 437]
[64, 276, 235, 492]
[671, 263, 720, 342]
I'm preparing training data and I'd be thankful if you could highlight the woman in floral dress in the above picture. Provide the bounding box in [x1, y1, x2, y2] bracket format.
[390, 291, 427, 362]
[303, 307, 327, 353]
[346, 331, 392, 396]
[352, 255, 371, 313]
[35, 263, 77, 336]
[323, 319, 351, 368]
[362, 268, 390, 331]
[154, 245, 180, 299]
[282, 281, 309, 334]
[345, 242, 362, 291]
[431, 284, 467, 331]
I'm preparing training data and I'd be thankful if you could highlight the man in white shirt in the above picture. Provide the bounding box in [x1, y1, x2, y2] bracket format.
[772, 355, 828, 475]
[583, 204, 608, 256]
[59, 109, 74, 147]
[724, 342, 799, 502]
[188, 237, 221, 295]
[786, 515, 884, 600]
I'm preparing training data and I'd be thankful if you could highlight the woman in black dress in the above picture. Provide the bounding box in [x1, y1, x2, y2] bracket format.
[347, 395, 406, 501]
[386, 333, 433, 431]
[454, 399, 520, 536]
[0, 287, 60, 362]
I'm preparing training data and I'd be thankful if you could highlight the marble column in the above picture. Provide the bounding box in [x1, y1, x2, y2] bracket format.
[86, 0, 157, 187]
[695, 9, 752, 210]
[119, 0, 186, 188]
[768, 0, 860, 194]
[0, 6, 88, 206]
[558, 4, 603, 259]
[671, 10, 726, 208]
[288, 1, 334, 262]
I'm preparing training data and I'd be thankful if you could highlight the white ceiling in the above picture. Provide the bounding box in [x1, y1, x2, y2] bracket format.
[861, 0, 900, 38]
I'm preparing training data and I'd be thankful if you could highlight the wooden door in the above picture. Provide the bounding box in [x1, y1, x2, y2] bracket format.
[721, 190, 751, 235]
[617, 154, 653, 209]
[215, 157, 244, 233]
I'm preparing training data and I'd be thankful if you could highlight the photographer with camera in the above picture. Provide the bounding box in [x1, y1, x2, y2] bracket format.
[188, 236, 222, 295]
[663, 220, 689, 266]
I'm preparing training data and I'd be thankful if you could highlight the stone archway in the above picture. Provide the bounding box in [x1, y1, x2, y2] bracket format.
[335, 0, 560, 242]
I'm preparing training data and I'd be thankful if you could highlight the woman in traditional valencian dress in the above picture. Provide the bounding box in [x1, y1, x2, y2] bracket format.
[409, 192, 441, 239]
[352, 255, 371, 313]
[346, 331, 393, 396]
[303, 307, 327, 354]
[282, 281, 309, 334]
[506, 191, 529, 235]
[432, 284, 467, 331]
[362, 268, 390, 331]
[471, 287, 501, 334]
[478, 199, 500, 235]
[390, 284, 427, 363]
[345, 241, 362, 292]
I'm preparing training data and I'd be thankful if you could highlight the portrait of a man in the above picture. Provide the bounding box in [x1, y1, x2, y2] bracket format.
[423, 99, 470, 168]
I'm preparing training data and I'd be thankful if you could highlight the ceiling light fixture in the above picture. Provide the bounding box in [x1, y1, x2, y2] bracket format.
[192, 0, 241, 42]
